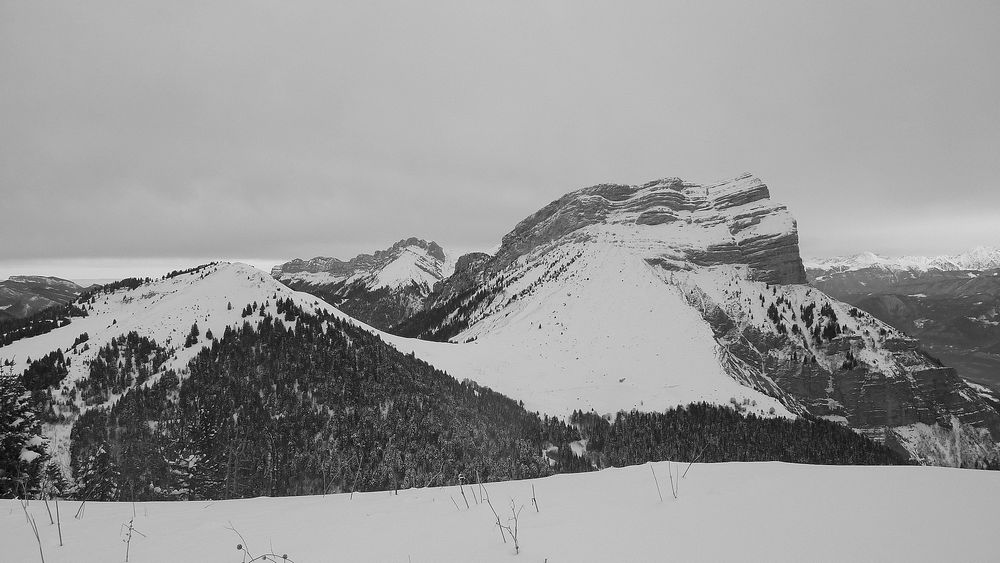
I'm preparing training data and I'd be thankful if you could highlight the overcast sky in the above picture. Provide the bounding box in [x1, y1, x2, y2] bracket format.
[2, 1, 998, 281]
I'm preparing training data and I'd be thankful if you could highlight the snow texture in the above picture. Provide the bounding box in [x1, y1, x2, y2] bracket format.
[2, 461, 997, 562]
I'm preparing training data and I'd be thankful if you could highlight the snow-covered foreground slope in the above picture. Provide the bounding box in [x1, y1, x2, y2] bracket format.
[3, 461, 998, 562]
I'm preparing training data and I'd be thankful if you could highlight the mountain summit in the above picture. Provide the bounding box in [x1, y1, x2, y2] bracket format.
[488, 173, 806, 285]
[271, 237, 454, 330]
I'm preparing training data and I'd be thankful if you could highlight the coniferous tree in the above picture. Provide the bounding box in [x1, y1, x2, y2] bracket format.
[0, 371, 49, 497]
[184, 323, 200, 347]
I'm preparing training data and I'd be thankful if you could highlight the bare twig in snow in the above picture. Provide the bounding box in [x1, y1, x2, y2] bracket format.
[55, 498, 63, 547]
[482, 485, 506, 544]
[458, 473, 470, 509]
[683, 445, 706, 479]
[74, 498, 87, 520]
[21, 501, 45, 563]
[121, 500, 147, 562]
[226, 522, 295, 563]
[503, 500, 525, 555]
[43, 497, 53, 525]
[668, 462, 679, 499]
[649, 463, 663, 502]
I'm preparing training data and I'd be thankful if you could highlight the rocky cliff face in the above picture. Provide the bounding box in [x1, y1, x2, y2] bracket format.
[393, 173, 1000, 466]
[411, 173, 805, 322]
[271, 238, 453, 331]
[401, 174, 811, 339]
[489, 174, 806, 285]
[0, 276, 87, 319]
[665, 266, 1000, 465]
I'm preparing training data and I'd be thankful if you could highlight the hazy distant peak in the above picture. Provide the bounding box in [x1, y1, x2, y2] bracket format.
[805, 246, 1000, 273]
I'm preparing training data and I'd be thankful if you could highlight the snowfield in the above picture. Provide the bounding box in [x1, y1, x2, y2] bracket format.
[3, 461, 998, 562]
[387, 237, 792, 418]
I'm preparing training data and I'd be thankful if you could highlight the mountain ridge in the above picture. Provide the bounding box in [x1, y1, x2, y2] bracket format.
[271, 237, 455, 330]
[805, 246, 1000, 275]
[0, 275, 88, 320]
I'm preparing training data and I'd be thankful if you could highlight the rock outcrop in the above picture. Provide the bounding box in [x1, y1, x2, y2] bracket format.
[488, 174, 806, 285]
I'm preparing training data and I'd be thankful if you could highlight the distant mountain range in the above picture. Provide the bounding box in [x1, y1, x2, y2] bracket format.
[805, 247, 1000, 275]
[0, 275, 89, 319]
[806, 248, 1000, 397]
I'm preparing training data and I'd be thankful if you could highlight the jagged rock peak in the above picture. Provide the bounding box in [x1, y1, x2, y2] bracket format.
[271, 238, 455, 330]
[272, 237, 448, 279]
[493, 173, 806, 285]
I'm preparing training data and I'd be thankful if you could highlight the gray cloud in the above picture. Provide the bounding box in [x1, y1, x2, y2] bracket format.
[2, 1, 998, 276]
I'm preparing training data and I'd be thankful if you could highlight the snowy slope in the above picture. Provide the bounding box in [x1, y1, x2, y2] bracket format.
[388, 235, 791, 418]
[0, 259, 786, 423]
[3, 460, 998, 562]
[0, 264, 331, 380]
[0, 263, 339, 469]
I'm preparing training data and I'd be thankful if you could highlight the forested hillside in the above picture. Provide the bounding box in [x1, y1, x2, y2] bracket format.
[67, 299, 582, 500]
[1, 301, 919, 501]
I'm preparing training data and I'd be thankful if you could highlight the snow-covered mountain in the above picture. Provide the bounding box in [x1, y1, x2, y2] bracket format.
[271, 237, 454, 331]
[805, 246, 1000, 275]
[394, 174, 1000, 466]
[0, 263, 344, 470]
[0, 275, 88, 319]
